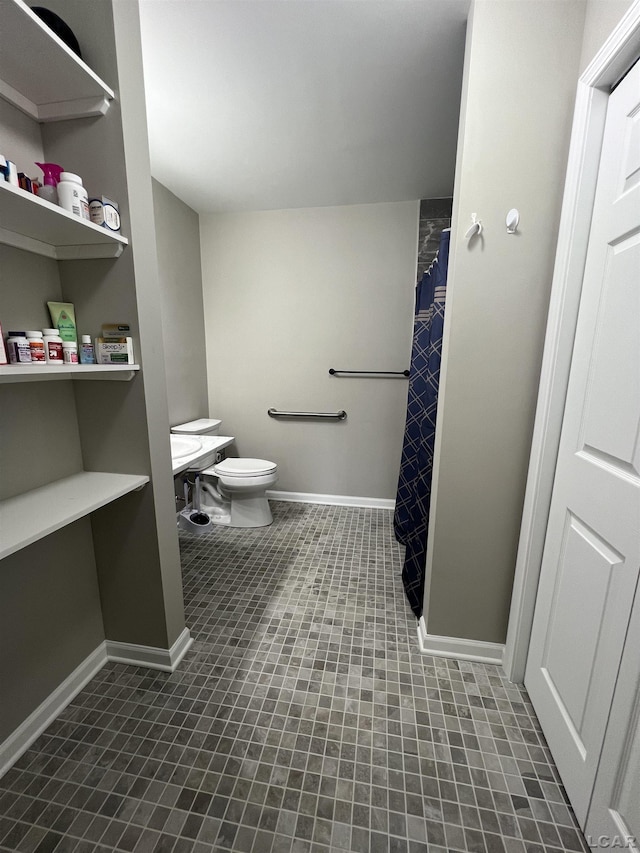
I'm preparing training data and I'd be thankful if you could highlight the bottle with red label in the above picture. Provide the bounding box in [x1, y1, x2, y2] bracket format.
[43, 329, 63, 364]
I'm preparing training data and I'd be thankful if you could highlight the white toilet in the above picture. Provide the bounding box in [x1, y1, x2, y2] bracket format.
[171, 418, 277, 528]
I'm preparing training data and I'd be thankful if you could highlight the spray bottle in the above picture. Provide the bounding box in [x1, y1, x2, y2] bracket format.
[35, 162, 63, 204]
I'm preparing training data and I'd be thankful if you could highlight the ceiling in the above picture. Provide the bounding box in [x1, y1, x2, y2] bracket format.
[138, 0, 469, 214]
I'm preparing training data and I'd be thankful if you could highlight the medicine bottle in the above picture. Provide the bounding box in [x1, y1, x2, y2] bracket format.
[43, 329, 64, 364]
[26, 331, 46, 363]
[7, 333, 32, 364]
[63, 341, 79, 364]
[57, 172, 90, 220]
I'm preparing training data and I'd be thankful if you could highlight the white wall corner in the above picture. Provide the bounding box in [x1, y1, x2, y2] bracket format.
[0, 643, 108, 779]
[267, 490, 395, 511]
[417, 617, 505, 666]
[105, 627, 193, 672]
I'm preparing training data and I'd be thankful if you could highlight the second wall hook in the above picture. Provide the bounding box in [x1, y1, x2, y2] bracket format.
[506, 208, 520, 233]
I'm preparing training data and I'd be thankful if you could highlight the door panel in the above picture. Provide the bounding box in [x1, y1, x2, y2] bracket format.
[542, 513, 623, 738]
[582, 239, 640, 470]
[585, 588, 640, 849]
[525, 60, 640, 827]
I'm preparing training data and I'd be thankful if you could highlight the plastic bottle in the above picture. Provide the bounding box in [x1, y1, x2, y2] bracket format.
[43, 329, 64, 364]
[62, 341, 79, 364]
[80, 334, 96, 364]
[7, 333, 32, 364]
[57, 172, 90, 220]
[35, 163, 63, 204]
[26, 331, 46, 363]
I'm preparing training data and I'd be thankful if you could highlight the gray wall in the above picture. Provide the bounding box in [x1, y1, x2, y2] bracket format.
[0, 524, 104, 740]
[152, 179, 208, 427]
[579, 0, 635, 72]
[200, 201, 419, 499]
[424, 0, 587, 644]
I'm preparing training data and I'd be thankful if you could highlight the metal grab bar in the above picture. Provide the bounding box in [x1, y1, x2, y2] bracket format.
[268, 408, 347, 421]
[329, 368, 410, 377]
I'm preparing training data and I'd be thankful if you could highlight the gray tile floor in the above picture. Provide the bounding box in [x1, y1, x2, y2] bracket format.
[0, 502, 588, 853]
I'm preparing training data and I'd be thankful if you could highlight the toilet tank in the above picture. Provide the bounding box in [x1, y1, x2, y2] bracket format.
[171, 418, 222, 436]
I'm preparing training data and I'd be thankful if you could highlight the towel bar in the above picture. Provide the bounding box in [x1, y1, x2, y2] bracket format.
[268, 408, 347, 421]
[329, 368, 410, 377]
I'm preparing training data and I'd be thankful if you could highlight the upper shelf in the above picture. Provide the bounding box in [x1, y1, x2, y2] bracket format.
[0, 364, 140, 384]
[0, 0, 114, 122]
[0, 181, 128, 259]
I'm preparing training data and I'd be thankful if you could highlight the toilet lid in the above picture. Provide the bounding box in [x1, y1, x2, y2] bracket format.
[214, 458, 277, 477]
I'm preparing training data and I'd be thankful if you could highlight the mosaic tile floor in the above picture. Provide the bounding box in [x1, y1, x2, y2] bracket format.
[0, 502, 588, 853]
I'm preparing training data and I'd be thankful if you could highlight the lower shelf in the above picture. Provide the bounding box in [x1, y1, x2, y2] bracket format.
[0, 364, 139, 383]
[0, 471, 150, 560]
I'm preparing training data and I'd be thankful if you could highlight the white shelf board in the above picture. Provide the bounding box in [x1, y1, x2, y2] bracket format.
[0, 364, 139, 384]
[0, 182, 128, 259]
[0, 0, 114, 122]
[0, 471, 149, 560]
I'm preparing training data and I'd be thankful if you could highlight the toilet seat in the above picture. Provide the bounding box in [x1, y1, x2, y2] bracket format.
[213, 458, 277, 478]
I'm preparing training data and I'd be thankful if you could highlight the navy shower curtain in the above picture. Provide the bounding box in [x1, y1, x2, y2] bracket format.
[394, 228, 450, 617]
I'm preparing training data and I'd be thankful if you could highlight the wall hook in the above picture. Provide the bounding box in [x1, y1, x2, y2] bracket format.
[506, 208, 520, 234]
[464, 212, 483, 239]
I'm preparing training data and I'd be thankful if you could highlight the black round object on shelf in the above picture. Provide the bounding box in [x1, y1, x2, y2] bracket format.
[31, 6, 82, 59]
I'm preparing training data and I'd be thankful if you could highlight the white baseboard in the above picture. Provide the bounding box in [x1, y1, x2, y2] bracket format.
[105, 627, 193, 672]
[267, 490, 395, 510]
[0, 628, 193, 779]
[0, 643, 108, 779]
[417, 617, 505, 665]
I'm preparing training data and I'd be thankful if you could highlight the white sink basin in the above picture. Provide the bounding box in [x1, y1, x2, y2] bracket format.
[170, 435, 202, 459]
[170, 434, 236, 476]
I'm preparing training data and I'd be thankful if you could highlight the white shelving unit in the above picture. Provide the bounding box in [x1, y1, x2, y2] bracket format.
[0, 364, 140, 383]
[0, 1, 185, 771]
[0, 0, 114, 122]
[0, 182, 128, 259]
[0, 472, 149, 560]
[0, 0, 145, 574]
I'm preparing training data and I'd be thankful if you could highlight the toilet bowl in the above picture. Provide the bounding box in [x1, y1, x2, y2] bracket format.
[204, 458, 278, 528]
[171, 419, 277, 528]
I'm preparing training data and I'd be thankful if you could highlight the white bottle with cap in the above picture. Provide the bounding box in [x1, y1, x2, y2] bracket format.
[43, 329, 64, 364]
[57, 172, 90, 220]
[26, 331, 46, 363]
[7, 333, 32, 364]
[63, 341, 79, 364]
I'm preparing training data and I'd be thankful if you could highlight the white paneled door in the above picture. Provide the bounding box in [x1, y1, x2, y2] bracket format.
[524, 60, 640, 827]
